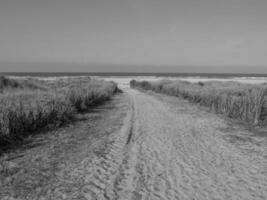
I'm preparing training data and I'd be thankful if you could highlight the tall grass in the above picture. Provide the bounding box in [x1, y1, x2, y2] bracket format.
[67, 80, 119, 112]
[0, 76, 47, 92]
[0, 77, 119, 150]
[130, 80, 267, 126]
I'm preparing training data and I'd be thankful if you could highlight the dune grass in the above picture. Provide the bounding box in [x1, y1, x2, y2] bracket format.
[130, 80, 267, 126]
[0, 77, 119, 150]
[0, 76, 48, 92]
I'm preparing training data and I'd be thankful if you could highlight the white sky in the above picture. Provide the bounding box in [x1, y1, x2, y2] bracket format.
[0, 0, 267, 72]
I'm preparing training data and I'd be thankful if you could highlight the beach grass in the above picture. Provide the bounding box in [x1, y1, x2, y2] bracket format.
[130, 79, 267, 126]
[0, 76, 119, 151]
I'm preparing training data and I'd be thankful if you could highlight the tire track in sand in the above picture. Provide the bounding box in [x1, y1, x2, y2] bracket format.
[79, 96, 135, 200]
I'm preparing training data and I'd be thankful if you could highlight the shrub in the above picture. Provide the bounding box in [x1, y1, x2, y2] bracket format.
[0, 76, 47, 91]
[0, 76, 20, 89]
[198, 81, 205, 86]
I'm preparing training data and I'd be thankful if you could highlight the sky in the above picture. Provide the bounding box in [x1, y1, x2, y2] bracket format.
[0, 0, 267, 73]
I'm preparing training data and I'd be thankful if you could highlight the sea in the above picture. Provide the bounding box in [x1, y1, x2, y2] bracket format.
[1, 72, 267, 88]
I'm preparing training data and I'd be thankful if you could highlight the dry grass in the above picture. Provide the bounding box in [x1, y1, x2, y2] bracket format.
[130, 80, 267, 126]
[0, 76, 119, 151]
[0, 76, 47, 92]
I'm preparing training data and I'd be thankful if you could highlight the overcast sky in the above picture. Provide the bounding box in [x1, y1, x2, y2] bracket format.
[0, 0, 267, 73]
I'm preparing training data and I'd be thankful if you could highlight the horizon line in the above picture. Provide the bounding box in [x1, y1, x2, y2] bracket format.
[1, 71, 267, 77]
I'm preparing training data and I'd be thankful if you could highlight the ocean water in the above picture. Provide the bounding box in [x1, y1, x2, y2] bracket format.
[2, 72, 267, 89]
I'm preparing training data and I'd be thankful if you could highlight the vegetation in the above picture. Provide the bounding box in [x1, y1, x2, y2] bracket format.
[130, 80, 267, 126]
[0, 76, 47, 92]
[0, 76, 119, 150]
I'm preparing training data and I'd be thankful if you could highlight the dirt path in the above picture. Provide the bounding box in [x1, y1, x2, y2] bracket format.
[101, 88, 267, 200]
[0, 93, 131, 200]
[1, 89, 266, 200]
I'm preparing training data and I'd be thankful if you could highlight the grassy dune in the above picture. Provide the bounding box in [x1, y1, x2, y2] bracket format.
[0, 76, 48, 92]
[0, 76, 119, 150]
[130, 80, 267, 126]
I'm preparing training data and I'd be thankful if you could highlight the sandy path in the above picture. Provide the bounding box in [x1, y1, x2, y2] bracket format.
[1, 89, 266, 200]
[92, 88, 266, 200]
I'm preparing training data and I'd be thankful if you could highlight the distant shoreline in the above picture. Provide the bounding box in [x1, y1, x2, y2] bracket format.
[1, 72, 267, 78]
